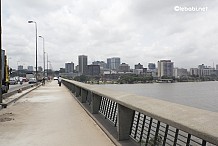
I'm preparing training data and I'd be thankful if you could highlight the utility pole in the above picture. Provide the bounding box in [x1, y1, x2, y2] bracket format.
[0, 26, 2, 103]
[0, 0, 3, 103]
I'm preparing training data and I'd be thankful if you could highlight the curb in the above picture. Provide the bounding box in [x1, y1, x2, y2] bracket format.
[0, 83, 41, 110]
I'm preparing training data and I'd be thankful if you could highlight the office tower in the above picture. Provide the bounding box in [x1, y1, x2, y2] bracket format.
[157, 60, 174, 78]
[87, 65, 100, 76]
[135, 63, 143, 69]
[27, 66, 34, 71]
[148, 63, 156, 70]
[107, 57, 120, 70]
[119, 63, 130, 73]
[92, 61, 107, 70]
[65, 62, 74, 73]
[78, 55, 88, 74]
[18, 65, 23, 71]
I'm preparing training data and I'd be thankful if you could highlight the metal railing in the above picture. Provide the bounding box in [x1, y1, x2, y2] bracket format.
[62, 79, 218, 146]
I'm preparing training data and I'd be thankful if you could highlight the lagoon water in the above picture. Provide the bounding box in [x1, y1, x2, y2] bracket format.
[94, 81, 218, 112]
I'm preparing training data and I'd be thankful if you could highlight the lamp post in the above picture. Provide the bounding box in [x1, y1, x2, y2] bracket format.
[28, 21, 38, 81]
[45, 52, 49, 78]
[17, 61, 20, 78]
[0, 27, 2, 103]
[39, 36, 45, 78]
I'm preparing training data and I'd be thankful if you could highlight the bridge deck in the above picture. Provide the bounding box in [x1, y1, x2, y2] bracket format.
[0, 81, 115, 146]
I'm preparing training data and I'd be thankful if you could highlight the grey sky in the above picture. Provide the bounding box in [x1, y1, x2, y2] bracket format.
[2, 0, 218, 70]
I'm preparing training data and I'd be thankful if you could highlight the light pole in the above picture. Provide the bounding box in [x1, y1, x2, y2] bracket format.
[39, 35, 45, 78]
[28, 20, 38, 81]
[0, 26, 2, 103]
[17, 61, 20, 78]
[45, 52, 49, 78]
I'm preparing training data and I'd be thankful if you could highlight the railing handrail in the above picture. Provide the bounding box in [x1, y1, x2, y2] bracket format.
[63, 78, 218, 145]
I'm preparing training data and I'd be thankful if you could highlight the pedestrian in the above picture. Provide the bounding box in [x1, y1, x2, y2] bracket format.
[42, 77, 45, 85]
[58, 76, 62, 87]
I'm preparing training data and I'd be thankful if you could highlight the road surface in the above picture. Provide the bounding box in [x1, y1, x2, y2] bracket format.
[0, 81, 115, 146]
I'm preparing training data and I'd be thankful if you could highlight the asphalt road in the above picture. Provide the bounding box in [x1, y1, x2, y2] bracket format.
[8, 82, 33, 92]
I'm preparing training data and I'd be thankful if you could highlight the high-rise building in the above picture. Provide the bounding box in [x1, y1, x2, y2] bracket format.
[78, 55, 88, 74]
[148, 63, 156, 70]
[65, 62, 74, 73]
[106, 58, 111, 69]
[92, 61, 107, 70]
[18, 65, 23, 71]
[119, 63, 130, 73]
[216, 64, 218, 70]
[87, 65, 100, 76]
[190, 68, 199, 76]
[173, 68, 188, 78]
[157, 60, 174, 78]
[27, 66, 34, 71]
[135, 63, 143, 69]
[107, 57, 120, 70]
[59, 68, 65, 73]
[38, 66, 43, 72]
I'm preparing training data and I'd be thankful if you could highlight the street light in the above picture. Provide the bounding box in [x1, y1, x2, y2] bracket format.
[39, 35, 45, 78]
[28, 20, 38, 81]
[45, 52, 49, 78]
[17, 61, 20, 77]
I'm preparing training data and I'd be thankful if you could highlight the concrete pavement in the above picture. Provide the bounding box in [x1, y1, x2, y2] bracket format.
[0, 81, 115, 146]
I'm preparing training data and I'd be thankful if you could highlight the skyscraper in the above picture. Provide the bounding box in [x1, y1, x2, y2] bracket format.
[18, 65, 23, 71]
[65, 62, 74, 73]
[27, 66, 34, 71]
[107, 57, 120, 70]
[78, 55, 87, 74]
[148, 63, 156, 70]
[157, 60, 174, 78]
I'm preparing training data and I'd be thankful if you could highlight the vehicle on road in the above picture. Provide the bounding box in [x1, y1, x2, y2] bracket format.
[28, 78, 37, 84]
[53, 77, 58, 80]
[1, 50, 10, 93]
[9, 78, 18, 85]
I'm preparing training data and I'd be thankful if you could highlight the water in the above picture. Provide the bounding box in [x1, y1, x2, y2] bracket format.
[93, 81, 218, 112]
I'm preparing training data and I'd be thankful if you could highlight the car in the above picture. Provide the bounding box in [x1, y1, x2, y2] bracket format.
[9, 78, 18, 85]
[53, 77, 58, 80]
[28, 78, 37, 84]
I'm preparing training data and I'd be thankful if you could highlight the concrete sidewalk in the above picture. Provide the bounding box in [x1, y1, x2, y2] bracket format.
[0, 81, 115, 146]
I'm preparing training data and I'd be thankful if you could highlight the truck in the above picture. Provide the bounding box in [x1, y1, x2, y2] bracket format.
[26, 72, 34, 81]
[1, 50, 10, 93]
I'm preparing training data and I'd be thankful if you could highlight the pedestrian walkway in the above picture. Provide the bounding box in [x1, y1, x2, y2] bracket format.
[0, 81, 115, 146]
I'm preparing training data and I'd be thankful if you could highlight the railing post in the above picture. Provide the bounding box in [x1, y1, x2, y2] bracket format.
[81, 89, 87, 103]
[75, 86, 80, 97]
[117, 104, 134, 141]
[91, 93, 101, 114]
[71, 84, 75, 93]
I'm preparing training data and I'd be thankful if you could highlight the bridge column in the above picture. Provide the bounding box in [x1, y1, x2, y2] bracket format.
[87, 91, 92, 105]
[71, 84, 75, 93]
[117, 104, 134, 141]
[81, 89, 87, 103]
[75, 86, 80, 97]
[91, 93, 101, 114]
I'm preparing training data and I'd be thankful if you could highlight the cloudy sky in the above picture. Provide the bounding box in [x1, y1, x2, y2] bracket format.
[2, 0, 218, 70]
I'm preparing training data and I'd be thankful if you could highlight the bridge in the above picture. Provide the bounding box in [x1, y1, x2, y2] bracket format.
[0, 79, 218, 146]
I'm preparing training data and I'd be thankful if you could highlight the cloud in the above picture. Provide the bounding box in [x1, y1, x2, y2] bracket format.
[2, 0, 218, 70]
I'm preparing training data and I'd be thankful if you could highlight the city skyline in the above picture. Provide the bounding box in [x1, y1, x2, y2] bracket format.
[11, 55, 217, 72]
[2, 0, 218, 70]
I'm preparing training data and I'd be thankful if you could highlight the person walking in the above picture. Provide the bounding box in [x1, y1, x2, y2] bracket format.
[58, 76, 62, 87]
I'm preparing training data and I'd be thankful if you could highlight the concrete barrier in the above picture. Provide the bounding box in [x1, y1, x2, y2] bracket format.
[62, 79, 218, 146]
